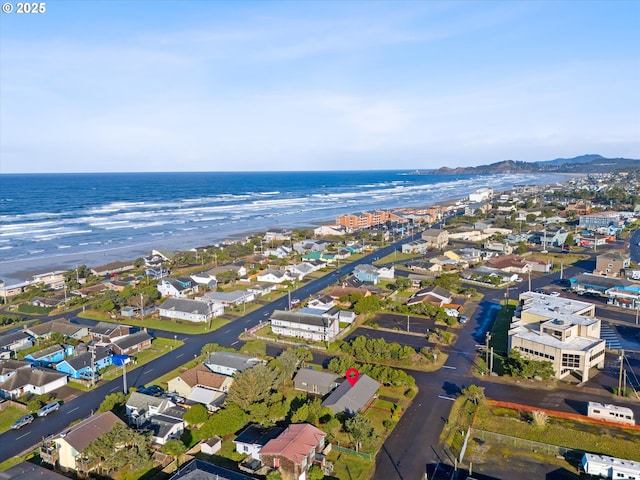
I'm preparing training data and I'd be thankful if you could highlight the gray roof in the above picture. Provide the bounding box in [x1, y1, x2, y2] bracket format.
[111, 330, 152, 351]
[142, 414, 184, 439]
[127, 391, 172, 412]
[270, 310, 334, 328]
[57, 411, 124, 452]
[204, 291, 248, 303]
[26, 344, 64, 359]
[64, 347, 110, 371]
[0, 367, 67, 391]
[422, 228, 446, 238]
[573, 273, 633, 289]
[0, 359, 31, 375]
[293, 369, 339, 389]
[234, 425, 283, 447]
[205, 351, 261, 373]
[0, 461, 69, 480]
[91, 321, 126, 336]
[0, 331, 31, 349]
[354, 264, 379, 275]
[169, 459, 257, 480]
[160, 298, 211, 316]
[28, 318, 86, 338]
[321, 374, 380, 415]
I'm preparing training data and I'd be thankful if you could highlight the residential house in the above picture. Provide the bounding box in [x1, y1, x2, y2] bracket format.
[270, 310, 340, 342]
[287, 262, 316, 280]
[264, 229, 292, 242]
[143, 253, 165, 268]
[110, 330, 153, 356]
[377, 265, 395, 280]
[30, 295, 66, 309]
[0, 461, 69, 480]
[421, 228, 449, 249]
[157, 277, 197, 298]
[0, 331, 33, 355]
[90, 260, 135, 277]
[321, 373, 380, 415]
[167, 363, 234, 399]
[188, 386, 226, 412]
[0, 367, 68, 400]
[42, 412, 125, 473]
[55, 347, 112, 380]
[31, 271, 66, 290]
[307, 295, 335, 311]
[259, 424, 326, 480]
[26, 318, 89, 340]
[508, 292, 606, 382]
[0, 359, 31, 383]
[168, 459, 257, 480]
[247, 283, 277, 297]
[465, 202, 491, 216]
[126, 392, 175, 427]
[89, 322, 130, 344]
[353, 264, 381, 285]
[405, 261, 442, 275]
[401, 239, 431, 254]
[605, 286, 640, 311]
[202, 290, 255, 307]
[263, 246, 293, 259]
[71, 284, 107, 298]
[158, 298, 223, 323]
[469, 188, 493, 202]
[24, 344, 71, 368]
[594, 252, 631, 277]
[151, 249, 175, 262]
[293, 239, 331, 254]
[257, 269, 292, 284]
[326, 285, 371, 301]
[206, 264, 247, 280]
[407, 286, 452, 307]
[293, 369, 340, 395]
[483, 241, 513, 254]
[234, 425, 284, 461]
[486, 255, 532, 275]
[142, 406, 187, 445]
[313, 225, 346, 236]
[301, 251, 334, 263]
[190, 273, 218, 291]
[524, 258, 552, 274]
[204, 351, 262, 377]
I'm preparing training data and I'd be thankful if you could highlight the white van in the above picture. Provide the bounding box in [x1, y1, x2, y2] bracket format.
[37, 401, 60, 417]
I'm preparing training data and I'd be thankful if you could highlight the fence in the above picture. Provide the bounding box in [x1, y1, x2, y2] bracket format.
[471, 429, 581, 458]
[332, 445, 372, 460]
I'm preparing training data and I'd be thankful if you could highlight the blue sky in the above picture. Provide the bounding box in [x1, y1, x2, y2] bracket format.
[1, 0, 639, 173]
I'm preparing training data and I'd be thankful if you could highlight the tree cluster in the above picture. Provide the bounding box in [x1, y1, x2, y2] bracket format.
[83, 423, 152, 476]
[503, 349, 555, 379]
[327, 356, 415, 388]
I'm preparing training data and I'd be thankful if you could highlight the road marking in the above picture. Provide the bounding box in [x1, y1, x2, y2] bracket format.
[438, 395, 456, 401]
[109, 386, 118, 392]
[176, 353, 184, 359]
[231, 341, 239, 346]
[223, 329, 231, 334]
[16, 432, 31, 440]
[442, 365, 456, 370]
[67, 407, 79, 415]
[145, 369, 154, 374]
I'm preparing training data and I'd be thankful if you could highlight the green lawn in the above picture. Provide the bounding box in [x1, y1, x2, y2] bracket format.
[79, 310, 230, 335]
[0, 406, 27, 434]
[327, 450, 374, 480]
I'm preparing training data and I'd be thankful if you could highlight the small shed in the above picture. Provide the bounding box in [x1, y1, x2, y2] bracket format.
[200, 436, 222, 455]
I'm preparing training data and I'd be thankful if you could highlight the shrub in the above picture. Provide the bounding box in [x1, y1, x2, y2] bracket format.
[530, 410, 548, 427]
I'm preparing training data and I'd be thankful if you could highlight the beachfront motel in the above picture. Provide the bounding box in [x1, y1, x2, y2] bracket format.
[507, 292, 606, 382]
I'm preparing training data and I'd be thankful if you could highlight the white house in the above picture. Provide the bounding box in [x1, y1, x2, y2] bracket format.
[256, 270, 291, 284]
[190, 273, 218, 291]
[157, 277, 197, 298]
[158, 298, 223, 323]
[201, 290, 255, 306]
[233, 425, 284, 461]
[270, 310, 340, 342]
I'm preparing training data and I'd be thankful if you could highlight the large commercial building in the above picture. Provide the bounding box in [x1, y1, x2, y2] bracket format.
[508, 292, 605, 382]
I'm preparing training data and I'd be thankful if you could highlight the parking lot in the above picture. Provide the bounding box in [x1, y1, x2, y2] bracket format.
[365, 312, 438, 334]
[344, 326, 434, 351]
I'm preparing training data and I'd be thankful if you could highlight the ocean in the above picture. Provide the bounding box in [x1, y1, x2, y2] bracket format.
[0, 170, 566, 284]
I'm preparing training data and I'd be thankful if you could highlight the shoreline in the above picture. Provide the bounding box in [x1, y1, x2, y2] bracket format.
[0, 174, 575, 286]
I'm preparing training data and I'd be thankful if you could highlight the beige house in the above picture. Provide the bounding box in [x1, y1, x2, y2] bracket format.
[508, 292, 606, 382]
[167, 363, 233, 398]
[594, 252, 631, 277]
[421, 228, 449, 249]
[41, 412, 125, 473]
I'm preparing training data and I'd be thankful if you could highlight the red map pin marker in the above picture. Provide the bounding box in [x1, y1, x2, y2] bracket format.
[345, 367, 360, 387]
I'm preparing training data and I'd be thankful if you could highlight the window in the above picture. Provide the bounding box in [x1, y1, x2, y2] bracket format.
[273, 458, 280, 468]
[562, 353, 580, 368]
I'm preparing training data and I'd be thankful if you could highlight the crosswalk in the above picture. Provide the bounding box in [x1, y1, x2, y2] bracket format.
[600, 323, 622, 350]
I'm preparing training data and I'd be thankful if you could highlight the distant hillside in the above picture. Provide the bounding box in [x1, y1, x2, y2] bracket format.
[430, 155, 640, 175]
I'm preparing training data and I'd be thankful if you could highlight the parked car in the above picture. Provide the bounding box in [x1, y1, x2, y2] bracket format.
[141, 385, 164, 396]
[459, 316, 468, 324]
[11, 414, 34, 430]
[37, 401, 60, 417]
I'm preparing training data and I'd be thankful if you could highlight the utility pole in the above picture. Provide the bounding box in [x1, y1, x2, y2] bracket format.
[91, 347, 96, 388]
[139, 294, 144, 319]
[618, 349, 625, 396]
[485, 332, 492, 374]
[560, 263, 564, 281]
[528, 271, 531, 292]
[407, 315, 410, 333]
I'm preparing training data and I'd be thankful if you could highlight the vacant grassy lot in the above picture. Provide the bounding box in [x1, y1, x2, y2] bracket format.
[79, 310, 230, 334]
[0, 406, 27, 434]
